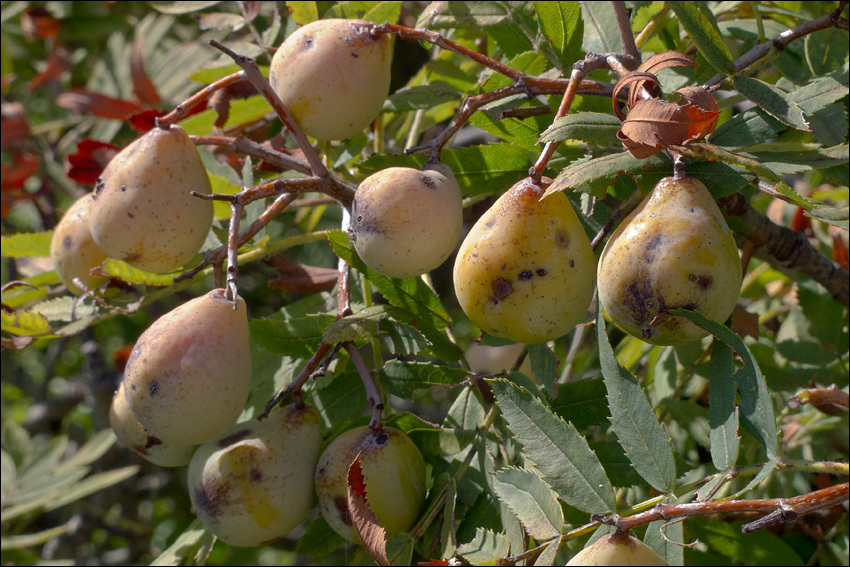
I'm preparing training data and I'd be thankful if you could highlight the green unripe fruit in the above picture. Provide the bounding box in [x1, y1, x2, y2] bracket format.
[90, 124, 213, 274]
[453, 177, 596, 344]
[315, 426, 426, 542]
[351, 165, 463, 279]
[597, 176, 742, 345]
[123, 289, 251, 446]
[567, 532, 668, 565]
[49, 193, 109, 295]
[269, 19, 393, 141]
[188, 403, 322, 547]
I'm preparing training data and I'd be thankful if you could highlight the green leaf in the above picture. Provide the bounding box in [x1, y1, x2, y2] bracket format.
[418, 2, 510, 28]
[151, 518, 217, 566]
[101, 259, 184, 286]
[307, 370, 367, 426]
[644, 494, 684, 566]
[668, 309, 779, 460]
[180, 94, 272, 135]
[550, 378, 610, 429]
[380, 360, 467, 399]
[148, 1, 222, 14]
[534, 1, 583, 69]
[709, 108, 785, 148]
[377, 319, 430, 356]
[668, 1, 735, 75]
[322, 305, 386, 343]
[581, 1, 621, 54]
[708, 338, 739, 471]
[0, 521, 72, 550]
[1, 309, 52, 337]
[596, 304, 676, 492]
[362, 1, 402, 25]
[488, 378, 615, 513]
[285, 1, 318, 24]
[732, 77, 811, 132]
[383, 82, 461, 113]
[0, 232, 52, 258]
[45, 466, 138, 511]
[685, 516, 803, 566]
[491, 466, 563, 540]
[544, 152, 668, 199]
[538, 112, 622, 145]
[250, 313, 336, 358]
[457, 528, 511, 565]
[296, 516, 346, 558]
[588, 440, 650, 488]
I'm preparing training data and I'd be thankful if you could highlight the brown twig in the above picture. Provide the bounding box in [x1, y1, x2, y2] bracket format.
[612, 1, 641, 63]
[192, 134, 312, 175]
[259, 341, 335, 417]
[157, 71, 248, 127]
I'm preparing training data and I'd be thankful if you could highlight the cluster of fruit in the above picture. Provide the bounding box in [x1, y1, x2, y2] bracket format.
[48, 16, 743, 561]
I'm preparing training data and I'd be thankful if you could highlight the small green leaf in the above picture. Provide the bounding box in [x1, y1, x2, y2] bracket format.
[250, 313, 335, 358]
[418, 2, 510, 28]
[457, 528, 511, 565]
[708, 338, 739, 471]
[581, 1, 621, 54]
[545, 151, 668, 199]
[101, 259, 183, 286]
[380, 360, 467, 399]
[151, 518, 217, 566]
[534, 1, 583, 69]
[383, 83, 461, 113]
[732, 77, 811, 132]
[668, 1, 735, 75]
[0, 232, 52, 258]
[709, 108, 784, 148]
[550, 378, 610, 429]
[285, 1, 318, 24]
[491, 466, 563, 540]
[538, 112, 622, 145]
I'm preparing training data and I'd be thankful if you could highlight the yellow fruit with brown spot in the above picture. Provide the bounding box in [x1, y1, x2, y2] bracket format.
[269, 19, 393, 141]
[188, 403, 322, 547]
[567, 532, 668, 565]
[453, 177, 596, 344]
[50, 193, 109, 295]
[597, 176, 742, 345]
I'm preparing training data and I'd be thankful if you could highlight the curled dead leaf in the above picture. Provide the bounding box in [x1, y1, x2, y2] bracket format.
[264, 254, 337, 293]
[348, 455, 390, 567]
[637, 51, 697, 75]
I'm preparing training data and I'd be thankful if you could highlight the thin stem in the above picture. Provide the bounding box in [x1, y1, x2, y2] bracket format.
[345, 342, 384, 429]
[612, 1, 641, 63]
[634, 4, 671, 49]
[157, 71, 247, 127]
[192, 134, 312, 175]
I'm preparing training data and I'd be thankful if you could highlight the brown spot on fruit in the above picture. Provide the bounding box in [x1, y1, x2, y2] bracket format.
[492, 278, 513, 300]
[149, 380, 159, 397]
[334, 496, 353, 525]
[250, 468, 263, 482]
[420, 174, 437, 189]
[555, 230, 569, 248]
[376, 432, 388, 445]
[145, 434, 163, 449]
[689, 273, 713, 290]
[63, 235, 73, 249]
[536, 268, 547, 276]
[519, 270, 533, 280]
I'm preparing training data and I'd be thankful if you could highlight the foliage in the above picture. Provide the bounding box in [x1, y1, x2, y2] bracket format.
[1, 1, 848, 566]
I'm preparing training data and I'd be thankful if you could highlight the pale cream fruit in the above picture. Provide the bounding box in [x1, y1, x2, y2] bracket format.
[597, 176, 742, 345]
[109, 381, 195, 467]
[269, 18, 393, 141]
[351, 165, 462, 279]
[90, 125, 213, 274]
[49, 193, 109, 295]
[567, 532, 668, 565]
[123, 289, 251, 446]
[188, 403, 322, 547]
[453, 177, 596, 344]
[314, 426, 426, 542]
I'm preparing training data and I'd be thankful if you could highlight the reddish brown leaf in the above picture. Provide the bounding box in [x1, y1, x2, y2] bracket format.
[21, 6, 60, 41]
[674, 86, 720, 138]
[829, 225, 849, 271]
[65, 139, 120, 185]
[618, 98, 721, 158]
[29, 46, 71, 91]
[131, 40, 162, 105]
[1, 152, 40, 192]
[731, 306, 759, 340]
[209, 89, 231, 128]
[264, 254, 338, 293]
[56, 89, 143, 120]
[0, 117, 30, 149]
[612, 72, 660, 121]
[348, 456, 390, 567]
[637, 51, 696, 75]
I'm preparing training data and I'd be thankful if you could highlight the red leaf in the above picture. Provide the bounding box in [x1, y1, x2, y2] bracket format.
[0, 117, 30, 149]
[348, 456, 390, 567]
[264, 255, 338, 293]
[131, 40, 162, 105]
[29, 46, 71, 91]
[56, 88, 143, 120]
[65, 139, 120, 185]
[21, 6, 60, 41]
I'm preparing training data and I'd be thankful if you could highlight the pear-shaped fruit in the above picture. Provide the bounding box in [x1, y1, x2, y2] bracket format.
[109, 381, 196, 467]
[90, 124, 213, 274]
[351, 164, 463, 279]
[567, 532, 668, 565]
[597, 176, 742, 345]
[50, 193, 109, 295]
[453, 177, 596, 344]
[269, 18, 393, 141]
[123, 289, 251, 446]
[315, 426, 426, 542]
[188, 403, 322, 547]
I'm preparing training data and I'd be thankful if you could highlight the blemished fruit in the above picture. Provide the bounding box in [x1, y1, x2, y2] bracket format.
[109, 381, 196, 467]
[453, 177, 596, 344]
[188, 403, 322, 547]
[122, 289, 251, 446]
[597, 176, 742, 345]
[351, 164, 463, 279]
[315, 426, 426, 542]
[90, 124, 213, 274]
[269, 18, 393, 141]
[49, 193, 109, 295]
[567, 532, 668, 565]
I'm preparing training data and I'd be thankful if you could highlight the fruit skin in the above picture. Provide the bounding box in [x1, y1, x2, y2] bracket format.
[351, 165, 463, 279]
[567, 532, 668, 565]
[90, 124, 213, 274]
[188, 403, 322, 547]
[597, 176, 742, 345]
[269, 18, 393, 141]
[453, 177, 596, 344]
[109, 380, 196, 467]
[49, 193, 109, 295]
[315, 426, 426, 542]
[123, 289, 251, 446]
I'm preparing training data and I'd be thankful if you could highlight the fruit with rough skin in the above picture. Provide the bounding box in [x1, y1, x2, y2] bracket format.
[314, 426, 426, 542]
[567, 532, 668, 565]
[597, 176, 742, 345]
[122, 289, 251, 446]
[188, 403, 322, 547]
[351, 164, 462, 279]
[109, 381, 196, 467]
[269, 18, 393, 141]
[453, 177, 596, 344]
[90, 124, 213, 274]
[49, 193, 109, 295]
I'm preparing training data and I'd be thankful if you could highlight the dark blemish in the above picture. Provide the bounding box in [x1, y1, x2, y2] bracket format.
[334, 497, 353, 525]
[555, 230, 569, 248]
[624, 279, 664, 328]
[537, 268, 548, 277]
[304, 38, 314, 49]
[485, 218, 496, 229]
[63, 236, 73, 249]
[689, 274, 713, 290]
[133, 444, 149, 456]
[356, 215, 363, 223]
[127, 213, 134, 218]
[94, 178, 104, 197]
[420, 174, 437, 189]
[493, 278, 513, 300]
[351, 52, 359, 58]
[519, 271, 533, 280]
[120, 185, 128, 192]
[250, 468, 263, 482]
[130, 383, 137, 391]
[690, 207, 695, 213]
[124, 252, 141, 263]
[218, 429, 251, 448]
[645, 234, 663, 251]
[149, 380, 159, 397]
[194, 480, 224, 517]
[500, 264, 506, 271]
[641, 327, 655, 339]
[680, 302, 697, 310]
[569, 260, 575, 268]
[145, 434, 163, 449]
[376, 432, 389, 445]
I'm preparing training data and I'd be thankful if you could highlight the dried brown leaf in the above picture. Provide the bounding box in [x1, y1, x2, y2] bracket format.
[348, 455, 390, 567]
[637, 51, 696, 75]
[612, 72, 660, 120]
[56, 89, 142, 120]
[618, 98, 721, 158]
[264, 255, 337, 293]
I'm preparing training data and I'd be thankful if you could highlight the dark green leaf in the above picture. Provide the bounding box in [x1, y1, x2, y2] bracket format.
[417, 1, 510, 28]
[550, 378, 610, 429]
[250, 313, 335, 358]
[380, 360, 467, 399]
[383, 82, 461, 113]
[544, 152, 668, 199]
[581, 1, 621, 54]
[708, 338, 739, 470]
[644, 494, 684, 566]
[538, 112, 622, 145]
[535, 1, 583, 69]
[457, 528, 511, 565]
[491, 466, 563, 540]
[732, 77, 811, 132]
[668, 1, 735, 74]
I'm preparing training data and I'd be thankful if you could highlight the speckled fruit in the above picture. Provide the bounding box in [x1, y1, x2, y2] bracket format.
[123, 289, 251, 446]
[90, 124, 213, 274]
[567, 532, 668, 565]
[109, 381, 196, 467]
[315, 426, 426, 542]
[188, 403, 322, 547]
[351, 164, 462, 279]
[453, 177, 596, 344]
[269, 18, 393, 140]
[49, 193, 109, 295]
[597, 176, 742, 345]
